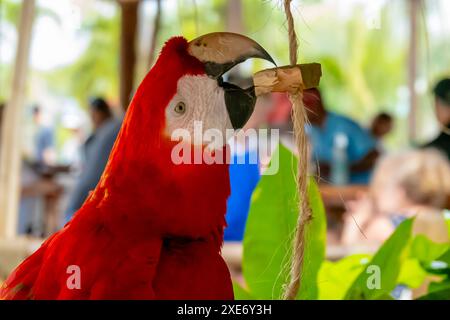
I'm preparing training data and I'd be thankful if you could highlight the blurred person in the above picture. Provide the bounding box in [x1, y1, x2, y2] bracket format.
[302, 88, 379, 184]
[64, 97, 121, 222]
[32, 105, 56, 166]
[18, 169, 64, 237]
[422, 78, 450, 160]
[18, 104, 60, 236]
[342, 149, 450, 299]
[370, 112, 394, 152]
[342, 149, 450, 246]
[370, 112, 393, 139]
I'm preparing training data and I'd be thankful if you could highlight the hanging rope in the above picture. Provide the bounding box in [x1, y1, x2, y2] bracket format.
[284, 0, 298, 66]
[282, 0, 313, 300]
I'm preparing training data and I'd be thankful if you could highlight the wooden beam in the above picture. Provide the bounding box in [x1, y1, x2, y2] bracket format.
[226, 0, 243, 34]
[119, 0, 140, 110]
[408, 0, 419, 143]
[0, 0, 36, 239]
[226, 0, 244, 77]
[148, 0, 162, 68]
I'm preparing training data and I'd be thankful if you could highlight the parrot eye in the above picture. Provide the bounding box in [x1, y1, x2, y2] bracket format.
[174, 101, 186, 115]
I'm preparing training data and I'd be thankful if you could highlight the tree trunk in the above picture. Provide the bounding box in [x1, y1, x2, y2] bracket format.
[148, 0, 162, 69]
[0, 0, 36, 239]
[226, 0, 244, 77]
[408, 0, 419, 142]
[119, 0, 140, 111]
[226, 0, 243, 34]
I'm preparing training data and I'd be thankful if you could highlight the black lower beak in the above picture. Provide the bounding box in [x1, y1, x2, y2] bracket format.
[219, 78, 256, 130]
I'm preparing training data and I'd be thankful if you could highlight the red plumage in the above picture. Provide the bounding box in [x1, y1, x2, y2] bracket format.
[0, 37, 233, 300]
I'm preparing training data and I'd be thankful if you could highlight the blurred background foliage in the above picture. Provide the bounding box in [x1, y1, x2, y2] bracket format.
[1, 0, 450, 300]
[1, 0, 450, 146]
[45, 13, 120, 108]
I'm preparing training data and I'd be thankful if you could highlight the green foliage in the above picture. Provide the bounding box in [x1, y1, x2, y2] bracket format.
[419, 249, 450, 300]
[237, 146, 450, 300]
[0, 1, 61, 102]
[418, 287, 450, 300]
[444, 210, 450, 236]
[232, 282, 255, 300]
[0, 0, 22, 28]
[0, 0, 22, 100]
[428, 277, 450, 293]
[345, 218, 414, 299]
[0, 1, 119, 106]
[240, 144, 326, 300]
[318, 254, 371, 300]
[241, 145, 298, 299]
[397, 258, 427, 288]
[410, 235, 449, 265]
[397, 258, 427, 289]
[434, 249, 450, 274]
[2, 0, 449, 146]
[423, 248, 450, 285]
[317, 221, 450, 300]
[44, 11, 120, 107]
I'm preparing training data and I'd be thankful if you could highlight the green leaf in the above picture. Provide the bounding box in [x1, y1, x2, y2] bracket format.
[232, 282, 255, 300]
[397, 258, 427, 288]
[318, 254, 371, 300]
[436, 249, 450, 265]
[242, 144, 326, 300]
[409, 235, 449, 265]
[423, 249, 450, 276]
[345, 218, 414, 300]
[242, 145, 297, 299]
[417, 288, 450, 300]
[428, 279, 450, 294]
[444, 210, 450, 237]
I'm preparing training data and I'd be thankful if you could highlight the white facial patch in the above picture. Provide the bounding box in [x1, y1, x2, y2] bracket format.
[165, 75, 234, 149]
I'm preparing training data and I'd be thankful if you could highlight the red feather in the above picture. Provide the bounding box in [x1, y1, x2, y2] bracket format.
[0, 36, 233, 300]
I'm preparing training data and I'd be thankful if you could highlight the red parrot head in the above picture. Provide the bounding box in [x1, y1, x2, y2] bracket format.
[103, 32, 274, 173]
[86, 33, 274, 237]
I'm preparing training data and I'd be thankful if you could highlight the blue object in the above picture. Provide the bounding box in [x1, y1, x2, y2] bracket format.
[307, 112, 377, 184]
[35, 126, 54, 164]
[224, 151, 260, 241]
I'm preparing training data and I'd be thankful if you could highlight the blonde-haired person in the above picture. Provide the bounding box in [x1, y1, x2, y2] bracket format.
[342, 149, 450, 246]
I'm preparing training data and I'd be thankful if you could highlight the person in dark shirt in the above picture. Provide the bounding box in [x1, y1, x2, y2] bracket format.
[370, 112, 394, 153]
[423, 78, 450, 160]
[32, 105, 56, 166]
[64, 97, 121, 222]
[370, 112, 393, 140]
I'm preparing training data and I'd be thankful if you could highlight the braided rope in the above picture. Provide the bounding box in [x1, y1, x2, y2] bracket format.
[282, 0, 313, 300]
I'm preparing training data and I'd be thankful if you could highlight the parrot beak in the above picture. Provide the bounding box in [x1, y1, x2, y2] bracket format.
[188, 32, 275, 129]
[187, 32, 275, 79]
